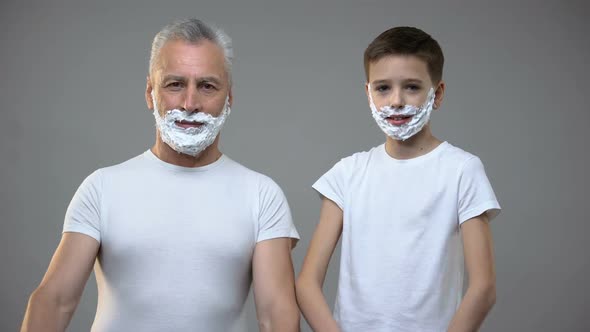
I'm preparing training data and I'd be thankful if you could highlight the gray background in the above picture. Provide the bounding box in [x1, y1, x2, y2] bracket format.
[1, 0, 589, 331]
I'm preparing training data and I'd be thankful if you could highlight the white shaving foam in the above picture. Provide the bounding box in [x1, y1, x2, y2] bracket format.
[368, 84, 435, 141]
[152, 91, 231, 156]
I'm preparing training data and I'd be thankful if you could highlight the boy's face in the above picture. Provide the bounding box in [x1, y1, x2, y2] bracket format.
[365, 54, 444, 126]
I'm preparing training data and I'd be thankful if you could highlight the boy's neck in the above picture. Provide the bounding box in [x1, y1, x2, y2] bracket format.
[384, 126, 442, 160]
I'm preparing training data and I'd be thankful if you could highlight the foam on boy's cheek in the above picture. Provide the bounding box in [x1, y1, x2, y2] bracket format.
[368, 84, 435, 141]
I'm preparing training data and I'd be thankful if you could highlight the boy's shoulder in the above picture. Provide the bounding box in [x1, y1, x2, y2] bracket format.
[439, 142, 486, 170]
[333, 144, 384, 169]
[328, 142, 485, 175]
[440, 142, 478, 162]
[337, 142, 480, 165]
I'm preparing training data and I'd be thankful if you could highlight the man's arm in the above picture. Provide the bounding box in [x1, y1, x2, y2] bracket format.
[252, 237, 300, 332]
[21, 232, 100, 332]
[447, 214, 496, 332]
[296, 197, 342, 332]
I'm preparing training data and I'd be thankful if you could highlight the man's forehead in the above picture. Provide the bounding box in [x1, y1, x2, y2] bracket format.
[152, 39, 227, 79]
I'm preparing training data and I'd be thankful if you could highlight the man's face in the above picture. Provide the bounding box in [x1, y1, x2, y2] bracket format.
[366, 54, 440, 127]
[146, 39, 232, 126]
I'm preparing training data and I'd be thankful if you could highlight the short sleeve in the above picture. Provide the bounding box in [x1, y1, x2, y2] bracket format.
[62, 169, 102, 242]
[312, 159, 349, 210]
[257, 176, 300, 244]
[458, 157, 501, 224]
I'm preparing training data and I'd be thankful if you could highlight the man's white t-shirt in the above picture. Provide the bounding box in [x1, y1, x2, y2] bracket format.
[63, 150, 300, 332]
[312, 142, 500, 332]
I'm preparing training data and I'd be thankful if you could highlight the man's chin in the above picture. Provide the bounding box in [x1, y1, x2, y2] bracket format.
[171, 146, 207, 158]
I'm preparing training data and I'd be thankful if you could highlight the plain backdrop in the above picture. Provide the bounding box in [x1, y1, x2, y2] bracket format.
[1, 0, 589, 331]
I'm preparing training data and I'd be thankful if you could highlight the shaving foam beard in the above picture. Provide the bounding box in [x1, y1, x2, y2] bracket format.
[151, 91, 231, 157]
[368, 85, 436, 141]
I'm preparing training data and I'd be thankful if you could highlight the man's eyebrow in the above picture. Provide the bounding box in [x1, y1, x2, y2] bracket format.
[161, 75, 223, 85]
[197, 76, 222, 85]
[162, 75, 186, 82]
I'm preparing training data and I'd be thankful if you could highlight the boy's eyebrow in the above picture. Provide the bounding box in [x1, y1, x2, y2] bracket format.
[402, 78, 424, 84]
[370, 78, 425, 85]
[371, 79, 391, 85]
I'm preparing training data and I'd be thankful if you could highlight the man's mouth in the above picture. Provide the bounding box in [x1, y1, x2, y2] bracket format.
[386, 115, 413, 126]
[175, 120, 204, 129]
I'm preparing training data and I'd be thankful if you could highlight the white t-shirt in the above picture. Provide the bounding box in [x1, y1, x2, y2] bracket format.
[63, 150, 300, 332]
[312, 142, 500, 332]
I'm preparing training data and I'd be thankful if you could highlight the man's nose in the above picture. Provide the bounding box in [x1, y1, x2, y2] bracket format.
[182, 89, 202, 113]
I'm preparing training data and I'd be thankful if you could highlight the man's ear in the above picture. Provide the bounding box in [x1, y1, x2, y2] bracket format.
[145, 76, 154, 110]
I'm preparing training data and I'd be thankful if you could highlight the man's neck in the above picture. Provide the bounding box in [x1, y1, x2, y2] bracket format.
[151, 138, 222, 168]
[384, 127, 442, 160]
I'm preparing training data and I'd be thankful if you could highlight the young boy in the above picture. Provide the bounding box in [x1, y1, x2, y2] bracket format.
[296, 27, 501, 332]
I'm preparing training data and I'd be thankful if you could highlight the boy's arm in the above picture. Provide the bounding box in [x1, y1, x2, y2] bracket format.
[252, 237, 300, 332]
[296, 197, 343, 332]
[447, 214, 496, 332]
[21, 232, 100, 332]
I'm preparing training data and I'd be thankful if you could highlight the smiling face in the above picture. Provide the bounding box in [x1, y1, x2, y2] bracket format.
[366, 54, 444, 142]
[145, 39, 233, 157]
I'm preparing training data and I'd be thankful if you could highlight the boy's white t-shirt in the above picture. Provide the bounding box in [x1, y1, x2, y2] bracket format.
[63, 150, 299, 332]
[312, 142, 500, 332]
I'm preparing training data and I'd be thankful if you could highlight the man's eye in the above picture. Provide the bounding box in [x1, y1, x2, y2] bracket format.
[200, 83, 217, 91]
[166, 82, 183, 89]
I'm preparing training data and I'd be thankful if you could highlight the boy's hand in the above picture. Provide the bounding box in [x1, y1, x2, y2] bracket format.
[447, 213, 496, 332]
[296, 197, 343, 332]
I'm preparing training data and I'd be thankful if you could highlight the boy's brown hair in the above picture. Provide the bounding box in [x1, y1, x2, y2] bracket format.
[364, 26, 444, 84]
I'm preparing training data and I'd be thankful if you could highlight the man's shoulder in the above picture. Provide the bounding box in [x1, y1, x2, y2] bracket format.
[75, 151, 150, 189]
[222, 156, 282, 189]
[94, 151, 148, 176]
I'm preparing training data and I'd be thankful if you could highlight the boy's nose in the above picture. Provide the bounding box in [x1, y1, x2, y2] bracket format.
[388, 90, 404, 108]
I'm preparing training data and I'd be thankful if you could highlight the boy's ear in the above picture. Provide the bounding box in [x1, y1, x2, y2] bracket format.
[365, 82, 371, 102]
[228, 87, 233, 107]
[434, 81, 445, 110]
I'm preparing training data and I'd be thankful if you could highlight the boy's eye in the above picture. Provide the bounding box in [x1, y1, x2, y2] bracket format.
[375, 85, 390, 92]
[405, 84, 421, 91]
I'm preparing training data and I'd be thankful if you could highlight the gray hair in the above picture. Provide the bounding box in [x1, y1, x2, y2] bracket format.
[149, 18, 233, 82]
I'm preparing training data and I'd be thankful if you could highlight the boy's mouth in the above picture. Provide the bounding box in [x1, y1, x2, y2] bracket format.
[176, 120, 204, 128]
[386, 115, 413, 126]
